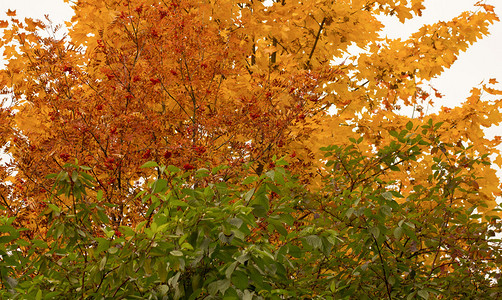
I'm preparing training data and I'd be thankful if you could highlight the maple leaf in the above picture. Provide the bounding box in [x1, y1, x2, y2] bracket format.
[6, 9, 16, 17]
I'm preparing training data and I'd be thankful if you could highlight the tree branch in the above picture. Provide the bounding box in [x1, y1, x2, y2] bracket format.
[305, 17, 326, 69]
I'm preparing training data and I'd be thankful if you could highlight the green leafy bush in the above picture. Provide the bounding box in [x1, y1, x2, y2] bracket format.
[1, 123, 501, 299]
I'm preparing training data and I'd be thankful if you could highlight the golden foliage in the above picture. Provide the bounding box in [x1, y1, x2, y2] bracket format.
[0, 0, 500, 234]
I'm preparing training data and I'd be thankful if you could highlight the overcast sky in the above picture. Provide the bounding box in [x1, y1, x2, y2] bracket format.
[0, 0, 501, 113]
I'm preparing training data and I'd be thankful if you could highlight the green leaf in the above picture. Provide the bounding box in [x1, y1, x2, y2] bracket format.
[170, 200, 188, 207]
[231, 271, 248, 290]
[406, 121, 413, 131]
[146, 201, 160, 217]
[242, 176, 259, 185]
[389, 190, 404, 198]
[369, 227, 380, 239]
[0, 225, 15, 233]
[265, 170, 275, 180]
[45, 173, 58, 179]
[44, 291, 61, 299]
[250, 192, 269, 216]
[402, 226, 418, 241]
[81, 171, 94, 183]
[32, 239, 48, 249]
[97, 189, 103, 201]
[0, 235, 16, 243]
[212, 165, 229, 174]
[167, 165, 181, 173]
[47, 204, 61, 213]
[389, 165, 400, 171]
[418, 290, 429, 299]
[96, 238, 110, 254]
[288, 244, 301, 258]
[380, 205, 392, 216]
[195, 168, 209, 178]
[393, 227, 403, 239]
[36, 290, 43, 300]
[170, 250, 183, 256]
[208, 279, 231, 296]
[158, 285, 169, 296]
[136, 221, 147, 232]
[141, 161, 158, 168]
[433, 122, 444, 130]
[119, 226, 136, 237]
[407, 292, 418, 300]
[16, 239, 29, 247]
[243, 188, 255, 202]
[228, 218, 243, 228]
[242, 290, 253, 300]
[225, 261, 238, 278]
[279, 214, 295, 226]
[99, 256, 107, 271]
[381, 192, 393, 201]
[330, 280, 337, 292]
[270, 220, 288, 236]
[275, 157, 289, 166]
[152, 178, 168, 194]
[235, 253, 250, 264]
[404, 221, 415, 229]
[304, 235, 322, 249]
[181, 242, 193, 250]
[71, 170, 79, 182]
[97, 209, 110, 224]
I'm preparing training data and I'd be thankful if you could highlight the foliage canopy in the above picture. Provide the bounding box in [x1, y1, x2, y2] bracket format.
[0, 0, 501, 298]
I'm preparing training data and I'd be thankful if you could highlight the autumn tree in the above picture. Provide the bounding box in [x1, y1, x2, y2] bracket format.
[0, 0, 501, 298]
[0, 0, 500, 226]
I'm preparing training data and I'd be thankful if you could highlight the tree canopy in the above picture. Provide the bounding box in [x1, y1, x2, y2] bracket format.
[0, 0, 501, 299]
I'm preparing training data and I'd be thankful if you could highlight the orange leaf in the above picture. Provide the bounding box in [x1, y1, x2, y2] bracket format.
[482, 4, 495, 13]
[6, 9, 16, 17]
